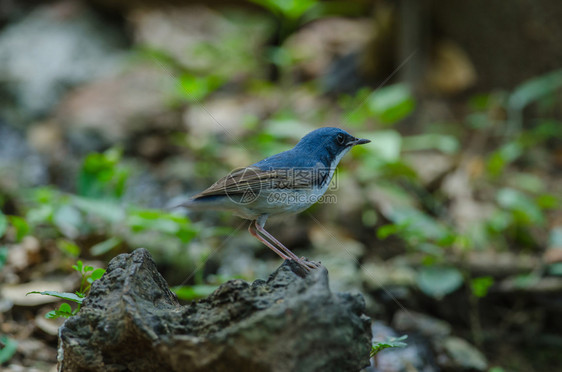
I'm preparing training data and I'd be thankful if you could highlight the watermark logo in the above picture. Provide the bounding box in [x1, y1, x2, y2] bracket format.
[224, 167, 339, 205]
[266, 192, 337, 205]
[224, 167, 262, 205]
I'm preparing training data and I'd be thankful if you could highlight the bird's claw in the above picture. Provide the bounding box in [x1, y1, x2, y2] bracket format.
[294, 257, 321, 271]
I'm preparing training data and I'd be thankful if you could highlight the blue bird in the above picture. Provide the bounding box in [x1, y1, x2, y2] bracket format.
[178, 127, 370, 272]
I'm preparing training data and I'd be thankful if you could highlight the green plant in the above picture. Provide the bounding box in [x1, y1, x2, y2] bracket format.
[171, 284, 219, 301]
[78, 147, 129, 200]
[470, 276, 494, 298]
[0, 209, 6, 239]
[20, 148, 200, 259]
[174, 73, 225, 103]
[27, 260, 105, 319]
[370, 335, 408, 358]
[250, 0, 318, 43]
[0, 336, 18, 364]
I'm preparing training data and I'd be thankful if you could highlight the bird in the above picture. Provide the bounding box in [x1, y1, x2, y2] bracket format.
[176, 127, 370, 272]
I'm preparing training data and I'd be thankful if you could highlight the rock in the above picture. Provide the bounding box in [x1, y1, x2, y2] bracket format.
[0, 123, 49, 189]
[5, 236, 41, 272]
[58, 248, 372, 372]
[441, 166, 496, 232]
[361, 260, 417, 291]
[392, 311, 487, 371]
[453, 251, 540, 277]
[285, 18, 372, 80]
[439, 336, 488, 371]
[402, 152, 453, 187]
[392, 310, 451, 338]
[425, 40, 477, 94]
[183, 95, 271, 141]
[497, 276, 562, 294]
[129, 6, 269, 77]
[307, 222, 365, 293]
[0, 2, 126, 122]
[56, 63, 179, 153]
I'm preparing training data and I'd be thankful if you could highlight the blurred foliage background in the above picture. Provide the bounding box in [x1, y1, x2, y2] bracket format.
[0, 0, 561, 371]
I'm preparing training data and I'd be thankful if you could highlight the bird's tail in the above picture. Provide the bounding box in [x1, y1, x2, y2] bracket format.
[165, 195, 227, 212]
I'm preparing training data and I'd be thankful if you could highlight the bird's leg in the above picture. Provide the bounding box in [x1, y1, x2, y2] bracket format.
[254, 222, 319, 270]
[254, 222, 300, 261]
[248, 221, 290, 260]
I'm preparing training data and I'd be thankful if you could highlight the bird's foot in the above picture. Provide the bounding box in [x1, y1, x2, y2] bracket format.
[297, 257, 321, 271]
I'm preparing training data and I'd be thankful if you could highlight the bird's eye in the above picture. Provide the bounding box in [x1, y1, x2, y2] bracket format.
[336, 134, 345, 145]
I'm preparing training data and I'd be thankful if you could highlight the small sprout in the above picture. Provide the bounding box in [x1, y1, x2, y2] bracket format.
[27, 259, 106, 319]
[370, 335, 408, 358]
[46, 303, 74, 319]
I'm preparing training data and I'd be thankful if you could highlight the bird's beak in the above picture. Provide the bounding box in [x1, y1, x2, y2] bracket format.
[348, 137, 371, 146]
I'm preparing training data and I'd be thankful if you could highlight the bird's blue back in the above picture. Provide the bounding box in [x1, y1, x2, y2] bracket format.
[252, 127, 350, 170]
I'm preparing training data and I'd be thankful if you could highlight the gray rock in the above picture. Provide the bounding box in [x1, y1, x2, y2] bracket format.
[53, 61, 184, 155]
[439, 336, 488, 371]
[392, 309, 451, 338]
[0, 2, 126, 121]
[58, 248, 372, 372]
[0, 123, 48, 188]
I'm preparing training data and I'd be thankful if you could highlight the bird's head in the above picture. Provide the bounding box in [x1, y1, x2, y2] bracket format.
[294, 127, 370, 166]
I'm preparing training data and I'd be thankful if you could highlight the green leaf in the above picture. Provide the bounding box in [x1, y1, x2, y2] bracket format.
[58, 302, 72, 313]
[8, 215, 29, 242]
[370, 335, 408, 357]
[90, 268, 106, 281]
[377, 224, 401, 239]
[267, 46, 294, 67]
[469, 93, 491, 111]
[78, 148, 128, 199]
[470, 276, 494, 298]
[509, 173, 544, 193]
[537, 194, 559, 210]
[72, 260, 83, 273]
[417, 266, 464, 299]
[91, 237, 122, 256]
[57, 239, 81, 257]
[0, 336, 18, 363]
[548, 263, 562, 276]
[126, 209, 197, 243]
[389, 207, 452, 243]
[0, 246, 8, 270]
[46, 303, 74, 319]
[45, 310, 58, 319]
[487, 142, 523, 177]
[53, 205, 83, 239]
[368, 84, 415, 124]
[73, 197, 125, 223]
[27, 291, 84, 304]
[26, 204, 54, 227]
[488, 367, 505, 372]
[0, 211, 7, 239]
[176, 73, 223, 103]
[32, 187, 57, 204]
[172, 285, 219, 300]
[250, 0, 318, 20]
[497, 188, 544, 225]
[513, 273, 540, 288]
[509, 69, 562, 110]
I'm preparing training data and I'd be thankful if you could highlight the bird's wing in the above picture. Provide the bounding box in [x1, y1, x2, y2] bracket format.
[193, 166, 319, 199]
